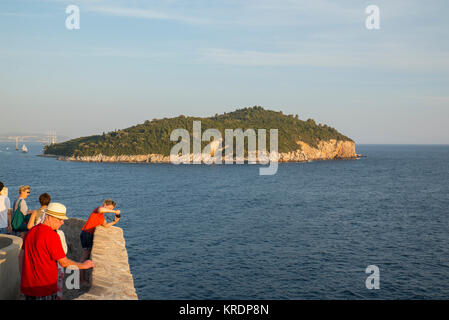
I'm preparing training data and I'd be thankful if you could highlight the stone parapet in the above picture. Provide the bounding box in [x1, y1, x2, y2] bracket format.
[61, 218, 138, 300]
[0, 218, 137, 300]
[0, 234, 23, 300]
[76, 225, 138, 300]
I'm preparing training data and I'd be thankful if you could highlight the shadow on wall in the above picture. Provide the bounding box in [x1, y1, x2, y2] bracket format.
[0, 235, 23, 300]
[60, 218, 92, 300]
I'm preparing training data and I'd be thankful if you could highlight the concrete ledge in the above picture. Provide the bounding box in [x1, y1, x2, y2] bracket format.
[77, 225, 138, 300]
[0, 234, 23, 300]
[0, 218, 137, 300]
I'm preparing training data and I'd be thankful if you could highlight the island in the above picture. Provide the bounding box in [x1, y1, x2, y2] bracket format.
[43, 106, 359, 163]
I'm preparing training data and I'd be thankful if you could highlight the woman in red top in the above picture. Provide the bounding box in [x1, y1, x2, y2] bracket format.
[79, 199, 120, 284]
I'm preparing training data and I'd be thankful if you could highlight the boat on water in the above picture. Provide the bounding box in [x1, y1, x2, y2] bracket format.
[22, 144, 28, 153]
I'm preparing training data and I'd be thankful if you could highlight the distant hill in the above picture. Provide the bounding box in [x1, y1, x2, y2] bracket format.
[43, 106, 353, 157]
[0, 133, 69, 143]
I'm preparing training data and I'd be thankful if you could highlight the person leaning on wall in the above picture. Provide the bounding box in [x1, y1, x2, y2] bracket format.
[79, 199, 121, 285]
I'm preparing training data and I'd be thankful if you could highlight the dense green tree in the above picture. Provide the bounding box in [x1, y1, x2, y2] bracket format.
[44, 106, 353, 157]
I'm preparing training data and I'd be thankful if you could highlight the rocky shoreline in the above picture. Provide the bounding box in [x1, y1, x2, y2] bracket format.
[42, 139, 360, 164]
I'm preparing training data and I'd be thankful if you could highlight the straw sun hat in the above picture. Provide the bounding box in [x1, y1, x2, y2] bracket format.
[45, 202, 69, 220]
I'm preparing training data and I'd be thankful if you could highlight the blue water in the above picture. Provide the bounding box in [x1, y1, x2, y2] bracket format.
[1, 143, 449, 299]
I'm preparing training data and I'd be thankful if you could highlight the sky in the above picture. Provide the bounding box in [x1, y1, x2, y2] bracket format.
[0, 0, 448, 144]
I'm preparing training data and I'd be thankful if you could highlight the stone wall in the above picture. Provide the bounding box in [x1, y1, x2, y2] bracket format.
[61, 218, 85, 261]
[0, 219, 137, 300]
[0, 234, 22, 300]
[60, 218, 91, 299]
[61, 218, 138, 300]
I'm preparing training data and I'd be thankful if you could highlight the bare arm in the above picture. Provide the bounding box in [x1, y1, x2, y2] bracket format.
[27, 210, 37, 230]
[7, 208, 12, 233]
[100, 208, 121, 228]
[102, 216, 120, 228]
[98, 207, 120, 214]
[58, 257, 94, 269]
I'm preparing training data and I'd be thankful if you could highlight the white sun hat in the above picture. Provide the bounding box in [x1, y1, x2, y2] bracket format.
[45, 202, 69, 220]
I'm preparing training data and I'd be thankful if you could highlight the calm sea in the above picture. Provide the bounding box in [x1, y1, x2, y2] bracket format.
[1, 143, 449, 299]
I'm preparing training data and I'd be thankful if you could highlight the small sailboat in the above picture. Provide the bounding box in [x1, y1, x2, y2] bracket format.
[22, 144, 28, 153]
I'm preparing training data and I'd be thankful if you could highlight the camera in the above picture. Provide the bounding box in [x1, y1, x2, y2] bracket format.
[115, 214, 121, 219]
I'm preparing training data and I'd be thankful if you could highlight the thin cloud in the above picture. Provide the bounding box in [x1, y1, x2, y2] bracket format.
[199, 48, 346, 67]
[0, 12, 52, 18]
[86, 6, 211, 25]
[84, 1, 352, 27]
[408, 96, 449, 104]
[0, 48, 172, 59]
[199, 48, 449, 72]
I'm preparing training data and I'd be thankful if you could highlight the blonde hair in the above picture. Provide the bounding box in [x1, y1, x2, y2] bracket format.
[19, 185, 30, 194]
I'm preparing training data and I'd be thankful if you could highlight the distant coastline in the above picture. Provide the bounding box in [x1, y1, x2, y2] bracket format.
[42, 139, 360, 163]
